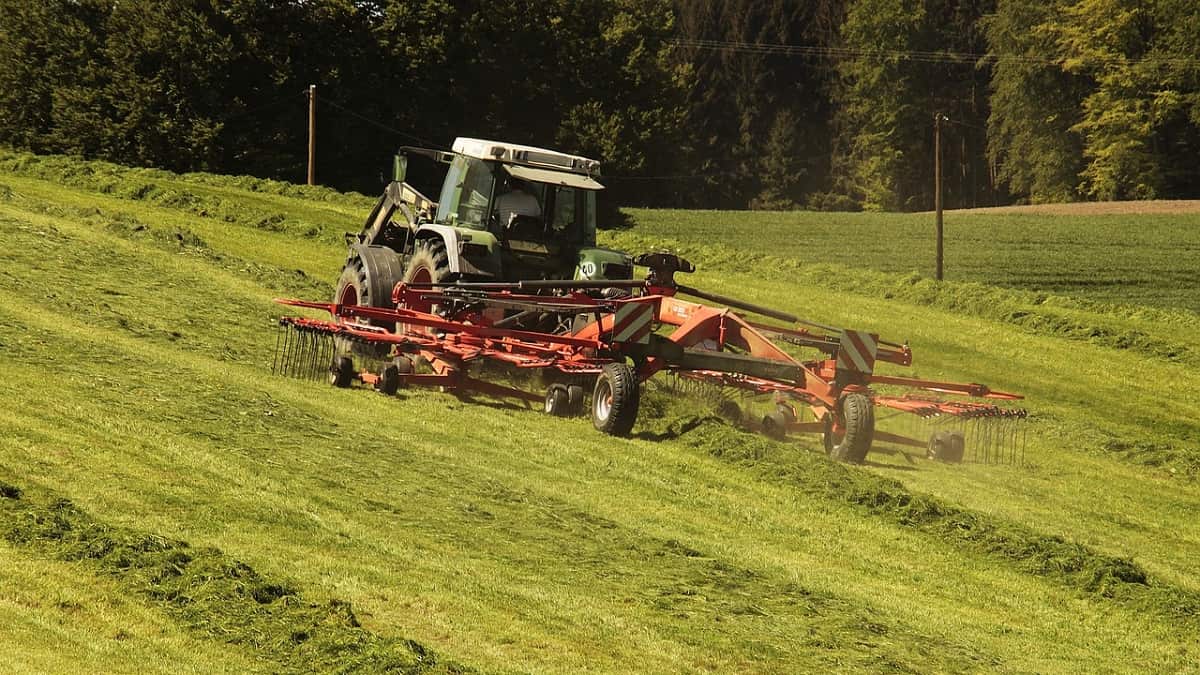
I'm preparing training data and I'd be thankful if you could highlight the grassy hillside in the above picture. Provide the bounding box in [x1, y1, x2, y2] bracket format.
[1, 150, 1198, 672]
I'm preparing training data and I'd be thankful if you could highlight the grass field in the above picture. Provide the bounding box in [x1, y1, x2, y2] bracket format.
[623, 207, 1200, 312]
[1, 150, 1198, 672]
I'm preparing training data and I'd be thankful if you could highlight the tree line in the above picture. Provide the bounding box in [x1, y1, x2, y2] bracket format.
[1, 0, 1197, 211]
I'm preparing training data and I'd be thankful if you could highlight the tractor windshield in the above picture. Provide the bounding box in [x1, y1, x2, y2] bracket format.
[436, 156, 495, 230]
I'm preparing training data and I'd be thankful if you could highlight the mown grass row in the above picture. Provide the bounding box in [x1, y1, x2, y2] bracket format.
[0, 301, 1001, 673]
[0, 480, 466, 674]
[638, 391, 1200, 625]
[0, 149, 373, 248]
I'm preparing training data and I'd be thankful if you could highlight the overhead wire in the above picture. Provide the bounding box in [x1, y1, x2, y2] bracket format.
[670, 37, 1200, 68]
[317, 96, 441, 147]
[219, 92, 305, 122]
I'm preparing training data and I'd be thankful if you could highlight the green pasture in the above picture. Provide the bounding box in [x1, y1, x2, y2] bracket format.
[624, 208, 1200, 312]
[0, 151, 1197, 672]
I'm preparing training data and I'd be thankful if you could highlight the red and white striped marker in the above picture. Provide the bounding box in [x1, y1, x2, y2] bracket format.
[610, 303, 654, 344]
[836, 330, 878, 374]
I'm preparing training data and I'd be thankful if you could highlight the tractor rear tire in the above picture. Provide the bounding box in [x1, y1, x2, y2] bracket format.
[402, 240, 452, 292]
[334, 245, 404, 358]
[824, 393, 875, 463]
[592, 363, 640, 437]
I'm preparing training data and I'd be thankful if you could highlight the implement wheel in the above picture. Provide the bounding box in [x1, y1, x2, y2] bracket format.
[545, 386, 570, 417]
[824, 393, 875, 463]
[329, 356, 355, 388]
[592, 363, 640, 437]
[762, 411, 788, 440]
[377, 364, 401, 395]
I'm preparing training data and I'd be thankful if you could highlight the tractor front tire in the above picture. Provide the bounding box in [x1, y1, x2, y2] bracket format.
[592, 363, 640, 437]
[402, 240, 452, 290]
[824, 393, 875, 463]
[400, 240, 452, 327]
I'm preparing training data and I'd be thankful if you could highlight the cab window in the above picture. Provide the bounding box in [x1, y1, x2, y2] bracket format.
[436, 156, 495, 230]
[548, 186, 597, 243]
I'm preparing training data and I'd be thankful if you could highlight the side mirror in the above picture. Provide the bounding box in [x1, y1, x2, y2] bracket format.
[393, 153, 408, 183]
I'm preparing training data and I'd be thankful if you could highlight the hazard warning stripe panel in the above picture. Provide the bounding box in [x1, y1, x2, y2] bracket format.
[836, 329, 878, 374]
[611, 303, 654, 344]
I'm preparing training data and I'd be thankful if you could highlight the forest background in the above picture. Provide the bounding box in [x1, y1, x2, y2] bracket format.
[2, 0, 1197, 211]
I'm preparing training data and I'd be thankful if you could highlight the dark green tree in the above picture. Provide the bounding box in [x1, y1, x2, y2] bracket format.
[984, 0, 1087, 202]
[832, 0, 996, 211]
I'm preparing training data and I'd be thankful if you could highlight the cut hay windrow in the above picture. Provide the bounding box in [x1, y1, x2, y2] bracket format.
[0, 479, 469, 675]
[651, 410, 1200, 623]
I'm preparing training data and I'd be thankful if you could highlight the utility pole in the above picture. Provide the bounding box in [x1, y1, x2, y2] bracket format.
[307, 84, 316, 186]
[934, 112, 947, 281]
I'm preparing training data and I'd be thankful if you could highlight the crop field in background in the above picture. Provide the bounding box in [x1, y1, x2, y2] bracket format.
[624, 207, 1200, 312]
[0, 150, 1198, 672]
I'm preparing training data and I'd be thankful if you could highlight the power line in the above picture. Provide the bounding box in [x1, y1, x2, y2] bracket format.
[318, 96, 440, 147]
[220, 93, 304, 122]
[671, 38, 1200, 68]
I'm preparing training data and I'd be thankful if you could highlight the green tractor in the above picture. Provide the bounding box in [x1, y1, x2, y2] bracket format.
[335, 137, 633, 317]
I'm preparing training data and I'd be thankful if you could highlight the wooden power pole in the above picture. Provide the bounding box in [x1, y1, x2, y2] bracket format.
[307, 84, 316, 186]
[934, 112, 947, 281]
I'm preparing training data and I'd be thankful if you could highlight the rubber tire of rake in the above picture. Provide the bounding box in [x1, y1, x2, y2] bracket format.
[824, 393, 875, 464]
[592, 363, 640, 437]
[762, 411, 788, 440]
[330, 356, 355, 388]
[377, 364, 401, 395]
[545, 386, 571, 417]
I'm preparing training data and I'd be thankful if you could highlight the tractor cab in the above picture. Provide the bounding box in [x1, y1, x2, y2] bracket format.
[434, 139, 601, 245]
[419, 138, 624, 281]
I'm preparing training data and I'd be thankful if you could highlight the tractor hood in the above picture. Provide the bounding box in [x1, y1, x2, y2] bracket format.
[505, 164, 604, 191]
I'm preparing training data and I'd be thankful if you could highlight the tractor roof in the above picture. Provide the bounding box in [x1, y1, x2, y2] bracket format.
[453, 138, 601, 178]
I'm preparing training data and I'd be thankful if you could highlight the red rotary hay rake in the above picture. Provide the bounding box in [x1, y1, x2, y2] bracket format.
[274, 253, 1025, 463]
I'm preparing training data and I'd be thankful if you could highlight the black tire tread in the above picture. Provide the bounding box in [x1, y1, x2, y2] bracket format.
[592, 363, 640, 436]
[827, 393, 875, 463]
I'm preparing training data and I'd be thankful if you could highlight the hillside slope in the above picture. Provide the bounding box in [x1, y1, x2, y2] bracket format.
[1, 152, 1197, 672]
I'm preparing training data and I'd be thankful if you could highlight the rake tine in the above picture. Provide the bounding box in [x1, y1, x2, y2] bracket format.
[969, 417, 977, 463]
[300, 330, 313, 379]
[292, 329, 304, 379]
[283, 324, 295, 376]
[305, 331, 315, 380]
[273, 322, 283, 375]
[306, 331, 316, 381]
